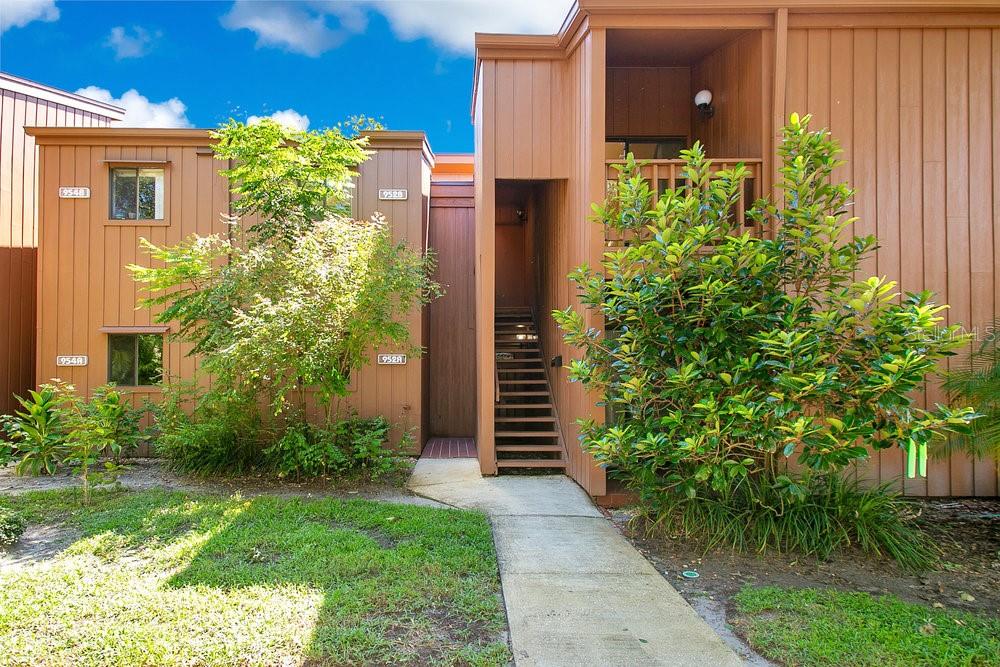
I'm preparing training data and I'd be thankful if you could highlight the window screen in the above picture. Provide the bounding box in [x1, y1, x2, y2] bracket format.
[110, 168, 165, 220]
[108, 334, 163, 386]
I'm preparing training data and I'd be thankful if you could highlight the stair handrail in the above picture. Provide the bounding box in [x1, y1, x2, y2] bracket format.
[494, 354, 501, 403]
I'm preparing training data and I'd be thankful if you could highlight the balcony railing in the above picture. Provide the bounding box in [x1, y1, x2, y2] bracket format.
[604, 158, 764, 248]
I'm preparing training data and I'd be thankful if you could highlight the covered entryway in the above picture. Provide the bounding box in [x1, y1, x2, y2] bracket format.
[425, 179, 477, 441]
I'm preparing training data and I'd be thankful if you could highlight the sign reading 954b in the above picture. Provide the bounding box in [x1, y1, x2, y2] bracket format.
[377, 353, 407, 365]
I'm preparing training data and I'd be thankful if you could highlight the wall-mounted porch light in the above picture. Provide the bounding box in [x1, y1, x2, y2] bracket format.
[694, 89, 715, 118]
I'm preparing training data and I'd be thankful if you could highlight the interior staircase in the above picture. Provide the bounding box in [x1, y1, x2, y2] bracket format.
[493, 307, 567, 470]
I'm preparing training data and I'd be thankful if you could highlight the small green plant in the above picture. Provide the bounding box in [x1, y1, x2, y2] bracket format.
[0, 507, 27, 547]
[152, 385, 262, 476]
[62, 385, 140, 504]
[265, 416, 399, 480]
[1, 386, 68, 476]
[943, 320, 1000, 460]
[646, 474, 936, 570]
[1, 382, 140, 502]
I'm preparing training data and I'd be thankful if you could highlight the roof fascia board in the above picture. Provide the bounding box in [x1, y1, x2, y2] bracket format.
[580, 0, 1000, 11]
[0, 72, 125, 119]
[25, 127, 212, 146]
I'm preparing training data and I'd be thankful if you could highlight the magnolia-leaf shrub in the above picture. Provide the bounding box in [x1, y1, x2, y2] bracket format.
[554, 115, 976, 525]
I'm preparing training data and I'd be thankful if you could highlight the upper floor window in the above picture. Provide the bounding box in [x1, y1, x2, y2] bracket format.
[110, 167, 164, 220]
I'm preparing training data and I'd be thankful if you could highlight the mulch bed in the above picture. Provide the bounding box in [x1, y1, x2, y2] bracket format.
[609, 498, 1000, 617]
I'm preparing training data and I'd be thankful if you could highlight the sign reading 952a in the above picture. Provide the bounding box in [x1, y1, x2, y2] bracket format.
[377, 353, 407, 365]
[378, 188, 408, 201]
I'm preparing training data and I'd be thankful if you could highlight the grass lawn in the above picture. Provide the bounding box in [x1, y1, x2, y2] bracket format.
[0, 488, 510, 666]
[733, 586, 1000, 667]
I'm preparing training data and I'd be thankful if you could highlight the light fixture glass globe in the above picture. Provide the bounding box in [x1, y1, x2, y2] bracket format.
[694, 89, 713, 107]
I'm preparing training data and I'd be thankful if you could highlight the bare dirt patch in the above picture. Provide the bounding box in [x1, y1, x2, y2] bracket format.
[608, 498, 1000, 663]
[0, 524, 78, 571]
[0, 458, 443, 508]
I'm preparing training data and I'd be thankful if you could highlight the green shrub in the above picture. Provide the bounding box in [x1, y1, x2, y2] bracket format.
[645, 474, 935, 570]
[942, 320, 1000, 460]
[265, 416, 398, 480]
[153, 386, 261, 476]
[1, 386, 68, 476]
[554, 115, 976, 568]
[0, 507, 27, 547]
[62, 385, 141, 503]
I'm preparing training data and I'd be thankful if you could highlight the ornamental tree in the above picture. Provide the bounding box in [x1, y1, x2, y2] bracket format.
[130, 119, 440, 420]
[553, 114, 975, 503]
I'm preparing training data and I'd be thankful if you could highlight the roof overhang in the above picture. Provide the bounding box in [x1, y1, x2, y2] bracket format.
[472, 0, 1000, 117]
[24, 127, 436, 166]
[364, 130, 435, 167]
[24, 127, 212, 146]
[1, 72, 125, 120]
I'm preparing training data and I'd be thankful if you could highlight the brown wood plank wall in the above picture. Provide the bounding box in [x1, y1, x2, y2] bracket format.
[0, 89, 113, 417]
[691, 30, 765, 157]
[785, 26, 999, 496]
[606, 67, 692, 139]
[34, 139, 431, 455]
[427, 183, 476, 437]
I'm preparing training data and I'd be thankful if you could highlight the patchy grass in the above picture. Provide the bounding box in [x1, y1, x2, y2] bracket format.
[0, 488, 510, 666]
[733, 586, 1000, 667]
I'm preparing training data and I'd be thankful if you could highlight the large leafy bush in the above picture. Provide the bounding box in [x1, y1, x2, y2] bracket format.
[130, 119, 439, 473]
[554, 115, 975, 565]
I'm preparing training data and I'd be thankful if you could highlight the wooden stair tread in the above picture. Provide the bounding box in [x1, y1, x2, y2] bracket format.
[495, 430, 561, 437]
[496, 459, 566, 468]
[499, 391, 550, 396]
[495, 415, 556, 422]
[496, 444, 564, 452]
[498, 380, 548, 384]
[495, 403, 554, 408]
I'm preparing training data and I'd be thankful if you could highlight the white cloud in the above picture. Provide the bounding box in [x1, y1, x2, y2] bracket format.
[105, 25, 159, 59]
[74, 86, 192, 128]
[218, 0, 571, 56]
[220, 0, 366, 57]
[248, 108, 310, 131]
[371, 0, 571, 54]
[0, 0, 59, 33]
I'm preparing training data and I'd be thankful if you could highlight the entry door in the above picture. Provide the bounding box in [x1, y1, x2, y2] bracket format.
[427, 184, 476, 436]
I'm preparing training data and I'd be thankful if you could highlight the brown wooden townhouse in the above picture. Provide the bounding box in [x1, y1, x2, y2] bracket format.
[0, 73, 124, 417]
[13, 0, 1000, 502]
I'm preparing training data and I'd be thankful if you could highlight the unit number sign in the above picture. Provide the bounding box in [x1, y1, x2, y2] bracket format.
[378, 188, 408, 201]
[58, 186, 91, 199]
[56, 355, 88, 367]
[377, 353, 407, 365]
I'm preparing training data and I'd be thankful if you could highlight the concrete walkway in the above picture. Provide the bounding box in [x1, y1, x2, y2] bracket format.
[408, 458, 743, 667]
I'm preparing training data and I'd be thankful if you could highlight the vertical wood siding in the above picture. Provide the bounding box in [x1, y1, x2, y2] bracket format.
[0, 88, 114, 417]
[35, 139, 430, 455]
[691, 30, 765, 157]
[427, 183, 476, 437]
[606, 67, 692, 139]
[785, 26, 1000, 496]
[476, 33, 610, 494]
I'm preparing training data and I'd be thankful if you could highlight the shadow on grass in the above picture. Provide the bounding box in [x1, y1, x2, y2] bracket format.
[5, 489, 509, 666]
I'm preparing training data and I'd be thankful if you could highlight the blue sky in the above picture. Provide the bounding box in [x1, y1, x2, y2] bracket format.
[0, 0, 572, 152]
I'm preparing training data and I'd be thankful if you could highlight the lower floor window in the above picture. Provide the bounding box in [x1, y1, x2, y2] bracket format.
[108, 334, 163, 386]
